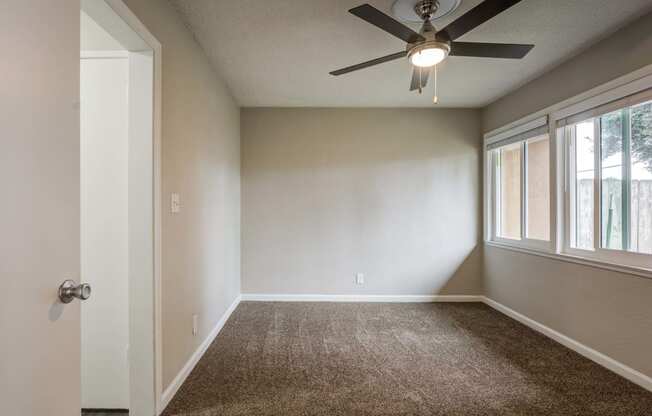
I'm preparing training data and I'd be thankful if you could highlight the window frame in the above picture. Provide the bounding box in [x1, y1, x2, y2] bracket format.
[563, 119, 599, 254]
[485, 117, 553, 252]
[483, 67, 652, 279]
[558, 106, 652, 269]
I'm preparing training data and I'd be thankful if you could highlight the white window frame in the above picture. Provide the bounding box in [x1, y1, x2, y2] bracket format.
[483, 64, 652, 278]
[485, 116, 553, 252]
[555, 89, 652, 270]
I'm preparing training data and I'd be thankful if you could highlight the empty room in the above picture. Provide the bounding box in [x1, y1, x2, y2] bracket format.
[3, 0, 652, 415]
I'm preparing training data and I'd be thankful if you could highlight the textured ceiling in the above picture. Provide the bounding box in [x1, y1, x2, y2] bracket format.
[169, 0, 652, 107]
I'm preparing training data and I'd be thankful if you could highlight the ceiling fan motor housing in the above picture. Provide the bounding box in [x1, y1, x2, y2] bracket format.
[407, 20, 451, 63]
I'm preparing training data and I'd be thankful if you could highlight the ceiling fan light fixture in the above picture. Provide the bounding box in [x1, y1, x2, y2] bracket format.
[408, 42, 450, 67]
[410, 47, 445, 67]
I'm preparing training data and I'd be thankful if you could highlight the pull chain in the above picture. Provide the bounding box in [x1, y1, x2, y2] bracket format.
[433, 64, 438, 104]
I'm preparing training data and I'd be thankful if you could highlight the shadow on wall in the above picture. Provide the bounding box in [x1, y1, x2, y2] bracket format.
[437, 245, 483, 295]
[241, 108, 483, 296]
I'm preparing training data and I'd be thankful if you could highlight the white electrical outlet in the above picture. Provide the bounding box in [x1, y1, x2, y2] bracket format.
[171, 193, 181, 213]
[192, 314, 198, 336]
[356, 273, 365, 285]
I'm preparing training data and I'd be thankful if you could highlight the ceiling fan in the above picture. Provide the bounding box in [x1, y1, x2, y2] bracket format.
[330, 0, 533, 97]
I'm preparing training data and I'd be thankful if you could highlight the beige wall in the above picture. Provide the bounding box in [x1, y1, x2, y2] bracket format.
[80, 11, 123, 51]
[242, 108, 482, 296]
[123, 0, 241, 390]
[483, 11, 652, 132]
[482, 11, 652, 378]
[484, 246, 652, 378]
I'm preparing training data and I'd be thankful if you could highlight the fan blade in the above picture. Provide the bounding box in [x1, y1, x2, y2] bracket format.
[450, 42, 533, 58]
[436, 0, 523, 41]
[349, 4, 425, 44]
[410, 67, 430, 91]
[330, 51, 407, 76]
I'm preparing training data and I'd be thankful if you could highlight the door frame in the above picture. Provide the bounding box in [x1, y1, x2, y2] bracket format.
[84, 1, 164, 414]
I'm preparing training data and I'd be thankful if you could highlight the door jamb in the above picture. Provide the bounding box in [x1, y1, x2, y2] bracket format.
[99, 1, 164, 414]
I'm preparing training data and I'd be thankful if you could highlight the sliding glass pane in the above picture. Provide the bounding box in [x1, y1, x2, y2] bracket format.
[630, 100, 652, 254]
[571, 120, 595, 250]
[526, 135, 550, 241]
[600, 110, 625, 250]
[497, 143, 521, 240]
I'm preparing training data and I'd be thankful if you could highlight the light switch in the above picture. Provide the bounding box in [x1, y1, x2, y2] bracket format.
[356, 273, 365, 285]
[171, 193, 180, 213]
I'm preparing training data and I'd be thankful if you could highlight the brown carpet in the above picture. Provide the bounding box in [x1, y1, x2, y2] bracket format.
[162, 302, 652, 416]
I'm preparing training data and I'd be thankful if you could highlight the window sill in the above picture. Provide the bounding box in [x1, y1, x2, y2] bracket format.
[484, 240, 652, 280]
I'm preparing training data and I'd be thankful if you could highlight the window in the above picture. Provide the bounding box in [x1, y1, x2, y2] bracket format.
[526, 135, 550, 241]
[600, 109, 626, 251]
[568, 120, 595, 250]
[497, 142, 521, 239]
[485, 76, 652, 275]
[630, 101, 652, 254]
[555, 86, 652, 270]
[560, 93, 652, 261]
[487, 119, 551, 249]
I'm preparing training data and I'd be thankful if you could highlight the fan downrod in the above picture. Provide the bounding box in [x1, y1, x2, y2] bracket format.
[414, 0, 440, 21]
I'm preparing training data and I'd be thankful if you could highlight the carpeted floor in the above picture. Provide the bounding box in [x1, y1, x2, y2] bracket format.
[162, 302, 652, 416]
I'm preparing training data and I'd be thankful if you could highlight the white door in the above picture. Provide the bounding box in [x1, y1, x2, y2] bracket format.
[0, 1, 81, 415]
[81, 54, 130, 410]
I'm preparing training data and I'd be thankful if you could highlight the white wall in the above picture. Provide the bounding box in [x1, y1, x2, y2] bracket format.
[80, 55, 130, 409]
[242, 108, 482, 296]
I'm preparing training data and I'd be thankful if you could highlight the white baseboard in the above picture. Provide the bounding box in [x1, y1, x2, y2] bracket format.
[240, 293, 483, 303]
[482, 296, 652, 392]
[159, 295, 241, 413]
